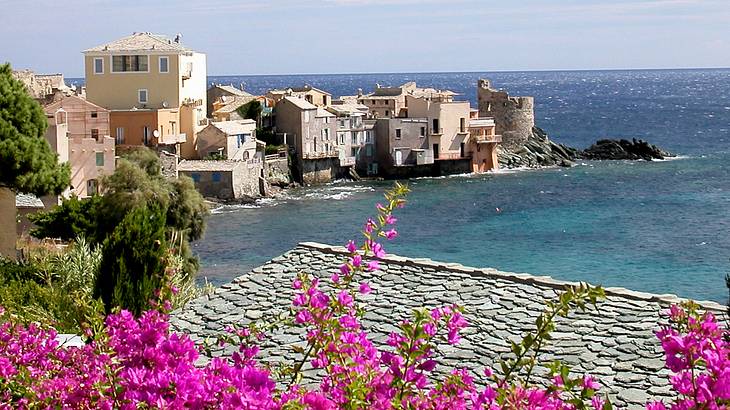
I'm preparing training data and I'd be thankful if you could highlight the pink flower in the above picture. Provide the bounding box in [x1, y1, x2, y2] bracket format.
[339, 264, 350, 276]
[337, 291, 354, 307]
[331, 273, 341, 283]
[346, 240, 358, 253]
[583, 375, 600, 390]
[384, 229, 398, 240]
[359, 283, 371, 294]
[370, 241, 386, 258]
[367, 260, 380, 272]
[385, 214, 397, 225]
[351, 255, 362, 267]
[376, 203, 386, 211]
[292, 279, 303, 289]
[553, 375, 564, 387]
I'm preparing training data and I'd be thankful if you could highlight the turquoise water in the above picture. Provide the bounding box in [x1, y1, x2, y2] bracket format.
[191, 69, 730, 303]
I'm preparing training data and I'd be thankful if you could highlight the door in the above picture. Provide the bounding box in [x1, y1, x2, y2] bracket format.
[433, 144, 439, 159]
[395, 150, 403, 166]
[460, 142, 465, 158]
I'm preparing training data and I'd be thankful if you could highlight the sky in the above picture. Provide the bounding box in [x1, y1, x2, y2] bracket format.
[1, 0, 729, 77]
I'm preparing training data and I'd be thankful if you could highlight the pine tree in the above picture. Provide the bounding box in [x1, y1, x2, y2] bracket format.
[94, 204, 168, 315]
[0, 63, 69, 196]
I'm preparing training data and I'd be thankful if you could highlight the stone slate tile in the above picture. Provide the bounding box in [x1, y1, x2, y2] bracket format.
[171, 244, 725, 409]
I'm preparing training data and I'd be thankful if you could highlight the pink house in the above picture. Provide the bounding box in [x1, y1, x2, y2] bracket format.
[44, 96, 115, 198]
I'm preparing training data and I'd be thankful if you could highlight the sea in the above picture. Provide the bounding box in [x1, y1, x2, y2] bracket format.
[75, 69, 730, 303]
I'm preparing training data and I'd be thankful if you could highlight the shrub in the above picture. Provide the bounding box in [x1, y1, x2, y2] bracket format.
[94, 204, 168, 316]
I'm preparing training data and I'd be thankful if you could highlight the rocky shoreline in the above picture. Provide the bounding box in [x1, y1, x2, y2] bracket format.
[498, 126, 674, 168]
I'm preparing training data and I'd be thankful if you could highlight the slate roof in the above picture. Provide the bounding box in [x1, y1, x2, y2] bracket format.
[170, 243, 725, 409]
[84, 32, 192, 53]
[15, 193, 43, 208]
[283, 96, 318, 111]
[210, 120, 256, 136]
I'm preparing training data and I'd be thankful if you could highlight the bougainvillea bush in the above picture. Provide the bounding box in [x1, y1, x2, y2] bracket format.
[0, 183, 727, 409]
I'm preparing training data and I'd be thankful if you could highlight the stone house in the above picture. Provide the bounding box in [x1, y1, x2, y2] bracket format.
[274, 96, 339, 184]
[206, 84, 252, 117]
[16, 194, 45, 238]
[178, 160, 265, 201]
[84, 32, 207, 159]
[43, 95, 110, 140]
[326, 104, 369, 171]
[267, 86, 332, 107]
[196, 120, 263, 161]
[12, 69, 74, 105]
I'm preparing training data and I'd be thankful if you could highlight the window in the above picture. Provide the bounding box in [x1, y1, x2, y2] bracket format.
[338, 133, 345, 144]
[303, 111, 310, 123]
[115, 127, 124, 144]
[395, 128, 402, 140]
[95, 152, 104, 166]
[91, 111, 98, 118]
[385, 110, 390, 116]
[460, 118, 466, 133]
[432, 119, 439, 132]
[365, 131, 372, 143]
[112, 55, 149, 72]
[420, 126, 426, 137]
[339, 119, 346, 128]
[93, 58, 104, 74]
[138, 89, 148, 104]
[86, 179, 98, 196]
[191, 173, 200, 183]
[143, 126, 150, 145]
[351, 133, 357, 144]
[91, 129, 99, 140]
[323, 128, 330, 140]
[212, 172, 221, 182]
[159, 56, 169, 73]
[366, 145, 373, 156]
[351, 147, 357, 157]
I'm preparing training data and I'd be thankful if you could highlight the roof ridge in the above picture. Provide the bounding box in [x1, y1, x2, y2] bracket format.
[296, 242, 725, 311]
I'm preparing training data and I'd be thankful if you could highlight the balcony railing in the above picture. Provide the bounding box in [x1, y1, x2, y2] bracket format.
[302, 150, 339, 159]
[435, 152, 471, 160]
[339, 157, 356, 167]
[471, 134, 503, 143]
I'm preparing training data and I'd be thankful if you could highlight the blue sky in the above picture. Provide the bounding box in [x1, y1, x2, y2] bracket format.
[1, 0, 728, 76]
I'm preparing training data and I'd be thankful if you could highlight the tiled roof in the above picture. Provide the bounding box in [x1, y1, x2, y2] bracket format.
[210, 120, 256, 136]
[315, 108, 335, 118]
[44, 95, 108, 114]
[282, 96, 317, 111]
[171, 243, 724, 409]
[15, 193, 43, 208]
[214, 96, 258, 114]
[326, 104, 369, 116]
[213, 85, 252, 97]
[84, 32, 192, 53]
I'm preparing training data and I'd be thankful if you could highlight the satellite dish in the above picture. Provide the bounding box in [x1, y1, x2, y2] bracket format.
[162, 101, 169, 108]
[153, 130, 160, 138]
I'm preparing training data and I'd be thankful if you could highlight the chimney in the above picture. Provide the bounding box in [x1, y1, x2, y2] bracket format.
[174, 33, 182, 43]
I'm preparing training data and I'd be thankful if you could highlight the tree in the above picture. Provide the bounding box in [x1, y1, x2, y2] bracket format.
[94, 204, 168, 315]
[29, 195, 102, 242]
[0, 63, 69, 196]
[236, 100, 263, 125]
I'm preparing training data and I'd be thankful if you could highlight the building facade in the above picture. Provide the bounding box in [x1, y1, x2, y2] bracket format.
[406, 95, 471, 161]
[477, 78, 534, 153]
[274, 96, 340, 184]
[196, 120, 263, 161]
[267, 86, 331, 107]
[178, 160, 265, 201]
[83, 32, 207, 159]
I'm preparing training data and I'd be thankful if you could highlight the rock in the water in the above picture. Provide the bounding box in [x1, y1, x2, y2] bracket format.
[582, 138, 674, 161]
[498, 126, 579, 168]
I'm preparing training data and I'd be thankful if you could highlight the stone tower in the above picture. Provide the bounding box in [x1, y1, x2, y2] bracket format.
[477, 79, 535, 153]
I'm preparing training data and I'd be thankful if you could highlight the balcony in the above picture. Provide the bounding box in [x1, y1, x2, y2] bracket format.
[471, 134, 503, 144]
[430, 128, 444, 136]
[435, 152, 471, 160]
[302, 150, 339, 159]
[158, 133, 187, 145]
[339, 156, 356, 167]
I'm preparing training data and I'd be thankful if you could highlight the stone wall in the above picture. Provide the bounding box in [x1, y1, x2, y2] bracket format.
[265, 157, 291, 186]
[477, 79, 535, 153]
[300, 158, 340, 185]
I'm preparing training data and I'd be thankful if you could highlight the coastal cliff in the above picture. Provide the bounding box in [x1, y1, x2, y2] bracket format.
[498, 126, 579, 168]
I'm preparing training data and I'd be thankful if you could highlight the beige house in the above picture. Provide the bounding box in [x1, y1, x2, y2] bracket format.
[467, 115, 501, 173]
[267, 86, 332, 107]
[83, 32, 207, 159]
[196, 120, 264, 161]
[207, 84, 252, 117]
[357, 82, 457, 118]
[44, 96, 110, 140]
[406, 95, 471, 160]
